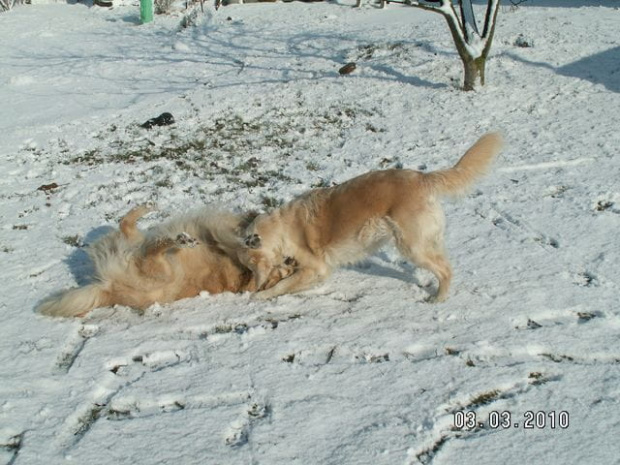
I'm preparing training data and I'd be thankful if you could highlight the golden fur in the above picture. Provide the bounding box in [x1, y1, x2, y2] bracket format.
[38, 204, 295, 318]
[238, 132, 504, 301]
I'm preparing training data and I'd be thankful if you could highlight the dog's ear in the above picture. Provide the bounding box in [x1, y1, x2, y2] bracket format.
[244, 233, 262, 249]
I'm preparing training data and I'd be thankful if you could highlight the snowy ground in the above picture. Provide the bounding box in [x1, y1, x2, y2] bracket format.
[1, 1, 619, 464]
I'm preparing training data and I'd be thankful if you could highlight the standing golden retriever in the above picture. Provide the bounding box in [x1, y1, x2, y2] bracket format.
[238, 132, 503, 302]
[38, 204, 295, 318]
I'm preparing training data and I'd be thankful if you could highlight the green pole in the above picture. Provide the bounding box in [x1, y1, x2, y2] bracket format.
[140, 0, 153, 24]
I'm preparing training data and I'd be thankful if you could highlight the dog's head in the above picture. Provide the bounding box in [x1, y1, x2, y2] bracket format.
[237, 215, 283, 290]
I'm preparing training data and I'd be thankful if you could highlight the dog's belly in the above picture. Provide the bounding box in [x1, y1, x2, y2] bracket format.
[324, 217, 391, 267]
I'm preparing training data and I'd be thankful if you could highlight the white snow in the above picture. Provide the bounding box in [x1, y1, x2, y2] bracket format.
[1, 1, 619, 464]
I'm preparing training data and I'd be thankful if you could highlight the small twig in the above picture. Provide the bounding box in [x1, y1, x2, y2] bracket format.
[325, 346, 337, 365]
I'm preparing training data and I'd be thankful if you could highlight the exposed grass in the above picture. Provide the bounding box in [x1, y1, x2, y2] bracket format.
[528, 371, 548, 386]
[26, 103, 382, 210]
[577, 311, 597, 322]
[62, 234, 83, 248]
[305, 161, 320, 171]
[261, 195, 283, 210]
[416, 435, 449, 465]
[444, 347, 460, 356]
[468, 389, 501, 407]
[63, 105, 376, 169]
[214, 324, 249, 335]
[73, 404, 105, 439]
[540, 353, 575, 363]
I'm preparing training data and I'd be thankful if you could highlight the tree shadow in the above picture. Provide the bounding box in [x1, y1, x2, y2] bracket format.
[116, 14, 142, 25]
[557, 46, 620, 93]
[191, 23, 448, 90]
[510, 0, 614, 7]
[14, 7, 448, 106]
[506, 46, 620, 93]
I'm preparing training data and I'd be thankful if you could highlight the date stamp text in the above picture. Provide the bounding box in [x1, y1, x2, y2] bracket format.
[453, 410, 570, 430]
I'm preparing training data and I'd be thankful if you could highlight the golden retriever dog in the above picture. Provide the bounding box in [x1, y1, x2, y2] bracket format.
[238, 132, 503, 302]
[38, 204, 296, 318]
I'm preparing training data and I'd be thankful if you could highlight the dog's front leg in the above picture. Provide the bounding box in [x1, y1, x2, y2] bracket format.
[260, 258, 298, 291]
[252, 266, 329, 300]
[120, 202, 157, 243]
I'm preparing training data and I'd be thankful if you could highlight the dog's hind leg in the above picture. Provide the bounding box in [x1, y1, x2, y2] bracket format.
[391, 213, 453, 302]
[404, 247, 452, 302]
[136, 237, 176, 280]
[136, 233, 198, 280]
[119, 203, 157, 243]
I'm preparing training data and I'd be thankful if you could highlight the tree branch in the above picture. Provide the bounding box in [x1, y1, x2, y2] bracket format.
[460, 0, 479, 42]
[482, 0, 501, 39]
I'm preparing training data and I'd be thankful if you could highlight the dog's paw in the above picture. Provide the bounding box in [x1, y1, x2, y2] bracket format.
[250, 290, 275, 301]
[244, 234, 261, 249]
[425, 292, 447, 304]
[130, 202, 158, 218]
[143, 200, 158, 212]
[175, 232, 199, 248]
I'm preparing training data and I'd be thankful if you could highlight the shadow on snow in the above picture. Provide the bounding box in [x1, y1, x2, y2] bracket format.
[507, 46, 620, 93]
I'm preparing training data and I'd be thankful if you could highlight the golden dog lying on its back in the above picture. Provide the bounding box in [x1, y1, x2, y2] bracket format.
[38, 204, 296, 318]
[237, 132, 504, 302]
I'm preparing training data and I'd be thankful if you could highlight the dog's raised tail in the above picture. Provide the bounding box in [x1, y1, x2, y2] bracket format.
[423, 132, 504, 197]
[37, 284, 112, 318]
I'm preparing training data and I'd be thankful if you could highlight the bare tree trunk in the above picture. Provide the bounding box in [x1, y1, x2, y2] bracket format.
[463, 56, 486, 91]
[0, 0, 23, 12]
[407, 0, 501, 91]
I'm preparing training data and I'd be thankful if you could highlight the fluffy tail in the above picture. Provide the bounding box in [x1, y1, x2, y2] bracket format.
[37, 284, 112, 318]
[423, 132, 504, 196]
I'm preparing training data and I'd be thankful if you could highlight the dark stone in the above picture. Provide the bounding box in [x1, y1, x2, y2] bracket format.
[141, 112, 175, 129]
